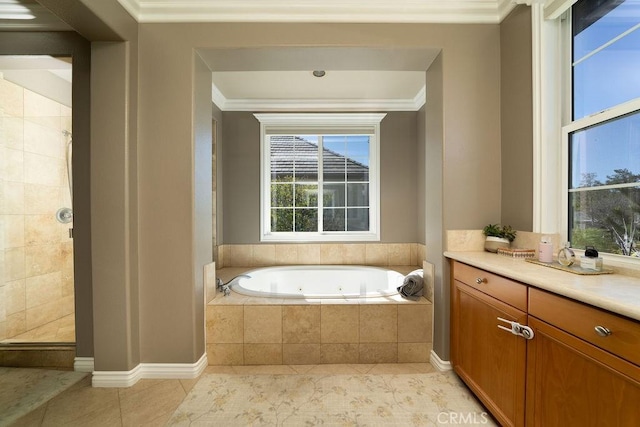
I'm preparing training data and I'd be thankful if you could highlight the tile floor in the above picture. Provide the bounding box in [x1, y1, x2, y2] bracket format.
[10, 363, 493, 426]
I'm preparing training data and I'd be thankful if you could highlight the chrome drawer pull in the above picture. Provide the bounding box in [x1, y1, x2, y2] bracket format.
[594, 325, 612, 337]
[475, 277, 487, 284]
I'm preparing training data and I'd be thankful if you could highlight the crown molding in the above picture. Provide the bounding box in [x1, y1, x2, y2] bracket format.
[118, 0, 518, 24]
[212, 83, 426, 111]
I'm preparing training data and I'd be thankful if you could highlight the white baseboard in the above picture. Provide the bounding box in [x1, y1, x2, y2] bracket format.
[92, 353, 208, 388]
[429, 349, 452, 372]
[74, 357, 95, 373]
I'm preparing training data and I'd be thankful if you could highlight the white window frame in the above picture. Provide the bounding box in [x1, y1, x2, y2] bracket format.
[255, 113, 385, 242]
[541, 0, 640, 266]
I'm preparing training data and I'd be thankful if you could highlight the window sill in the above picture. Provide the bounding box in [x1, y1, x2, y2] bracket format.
[261, 232, 380, 243]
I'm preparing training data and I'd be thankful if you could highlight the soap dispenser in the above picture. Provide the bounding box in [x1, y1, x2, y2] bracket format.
[538, 236, 553, 263]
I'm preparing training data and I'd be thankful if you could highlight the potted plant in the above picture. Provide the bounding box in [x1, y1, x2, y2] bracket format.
[483, 224, 517, 253]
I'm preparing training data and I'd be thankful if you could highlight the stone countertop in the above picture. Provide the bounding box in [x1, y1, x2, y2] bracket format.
[444, 251, 640, 322]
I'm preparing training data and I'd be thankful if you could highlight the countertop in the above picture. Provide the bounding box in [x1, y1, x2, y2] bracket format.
[444, 251, 640, 322]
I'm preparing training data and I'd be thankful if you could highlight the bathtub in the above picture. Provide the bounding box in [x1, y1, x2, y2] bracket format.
[229, 265, 405, 299]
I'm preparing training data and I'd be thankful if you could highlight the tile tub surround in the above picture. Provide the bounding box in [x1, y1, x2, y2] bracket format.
[206, 269, 433, 366]
[217, 243, 426, 268]
[1, 77, 74, 342]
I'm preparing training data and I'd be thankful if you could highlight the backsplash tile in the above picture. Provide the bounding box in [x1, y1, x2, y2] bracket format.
[217, 242, 423, 268]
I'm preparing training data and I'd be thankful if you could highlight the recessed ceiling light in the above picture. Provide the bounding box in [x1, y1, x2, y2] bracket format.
[312, 70, 326, 78]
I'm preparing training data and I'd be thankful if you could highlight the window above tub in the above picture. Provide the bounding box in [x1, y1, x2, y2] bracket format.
[255, 113, 385, 242]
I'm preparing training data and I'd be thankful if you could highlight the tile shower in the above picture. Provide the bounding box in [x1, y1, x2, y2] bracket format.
[0, 75, 75, 343]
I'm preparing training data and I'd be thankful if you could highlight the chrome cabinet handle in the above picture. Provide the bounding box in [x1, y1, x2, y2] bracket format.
[594, 325, 612, 337]
[475, 277, 487, 284]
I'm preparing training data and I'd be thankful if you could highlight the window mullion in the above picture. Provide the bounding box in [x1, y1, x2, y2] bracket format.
[318, 135, 324, 233]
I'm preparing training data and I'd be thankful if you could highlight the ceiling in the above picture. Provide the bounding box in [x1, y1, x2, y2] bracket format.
[0, 0, 515, 111]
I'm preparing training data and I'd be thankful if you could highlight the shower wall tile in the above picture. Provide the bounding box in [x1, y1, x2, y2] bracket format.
[0, 286, 5, 321]
[3, 182, 24, 215]
[25, 244, 62, 277]
[24, 215, 61, 246]
[6, 311, 26, 337]
[4, 247, 25, 282]
[25, 271, 61, 309]
[60, 295, 75, 316]
[24, 184, 61, 216]
[4, 148, 24, 182]
[61, 242, 74, 295]
[2, 118, 24, 150]
[0, 320, 6, 341]
[3, 215, 24, 248]
[24, 116, 61, 132]
[24, 90, 60, 117]
[1, 77, 74, 343]
[24, 152, 64, 187]
[24, 121, 62, 159]
[5, 279, 25, 315]
[0, 79, 24, 117]
[26, 299, 62, 330]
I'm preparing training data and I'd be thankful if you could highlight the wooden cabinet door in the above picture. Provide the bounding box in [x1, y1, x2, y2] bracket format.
[526, 316, 640, 427]
[451, 280, 527, 427]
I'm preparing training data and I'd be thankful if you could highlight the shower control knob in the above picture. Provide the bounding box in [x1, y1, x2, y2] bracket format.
[56, 207, 74, 224]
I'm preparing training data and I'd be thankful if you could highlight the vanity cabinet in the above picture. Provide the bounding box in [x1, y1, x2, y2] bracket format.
[451, 260, 640, 427]
[526, 289, 640, 426]
[451, 261, 528, 427]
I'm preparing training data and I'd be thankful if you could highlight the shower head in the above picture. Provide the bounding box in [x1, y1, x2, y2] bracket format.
[62, 130, 72, 138]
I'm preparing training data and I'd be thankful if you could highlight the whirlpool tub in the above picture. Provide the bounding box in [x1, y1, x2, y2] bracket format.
[229, 265, 405, 299]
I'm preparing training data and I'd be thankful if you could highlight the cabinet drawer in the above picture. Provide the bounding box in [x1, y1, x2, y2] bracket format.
[452, 261, 527, 311]
[529, 288, 640, 367]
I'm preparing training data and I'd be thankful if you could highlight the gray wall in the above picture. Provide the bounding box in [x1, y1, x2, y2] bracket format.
[221, 111, 419, 244]
[25, 4, 505, 368]
[501, 5, 533, 231]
